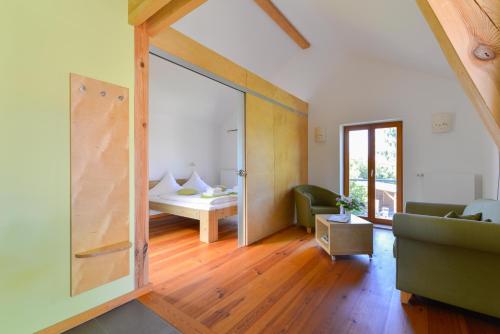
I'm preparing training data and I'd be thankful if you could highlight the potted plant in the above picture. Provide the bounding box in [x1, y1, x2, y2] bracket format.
[336, 195, 364, 221]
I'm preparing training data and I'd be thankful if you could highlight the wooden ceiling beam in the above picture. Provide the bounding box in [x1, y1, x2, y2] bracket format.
[150, 28, 309, 113]
[417, 0, 500, 148]
[128, 0, 174, 26]
[146, 0, 207, 36]
[254, 0, 310, 49]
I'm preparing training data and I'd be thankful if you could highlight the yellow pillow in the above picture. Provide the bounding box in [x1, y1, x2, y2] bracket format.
[176, 188, 198, 196]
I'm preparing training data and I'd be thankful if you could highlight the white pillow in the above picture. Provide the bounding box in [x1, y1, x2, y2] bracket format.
[149, 172, 182, 196]
[183, 171, 210, 193]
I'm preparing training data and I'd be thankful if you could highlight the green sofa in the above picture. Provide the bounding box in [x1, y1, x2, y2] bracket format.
[294, 185, 340, 232]
[393, 199, 500, 318]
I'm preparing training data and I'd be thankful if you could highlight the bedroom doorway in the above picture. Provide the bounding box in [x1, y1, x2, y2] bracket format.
[146, 50, 246, 285]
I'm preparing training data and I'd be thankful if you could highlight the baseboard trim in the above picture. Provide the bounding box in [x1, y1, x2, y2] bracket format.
[36, 284, 153, 334]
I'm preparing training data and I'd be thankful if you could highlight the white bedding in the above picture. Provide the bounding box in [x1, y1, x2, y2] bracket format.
[150, 193, 238, 211]
[159, 193, 237, 205]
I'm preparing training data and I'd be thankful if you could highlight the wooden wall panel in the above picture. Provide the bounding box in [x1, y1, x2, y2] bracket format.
[246, 95, 308, 244]
[298, 114, 309, 184]
[70, 74, 130, 296]
[245, 95, 276, 244]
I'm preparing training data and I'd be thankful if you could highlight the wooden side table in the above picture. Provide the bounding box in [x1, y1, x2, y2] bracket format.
[315, 214, 373, 260]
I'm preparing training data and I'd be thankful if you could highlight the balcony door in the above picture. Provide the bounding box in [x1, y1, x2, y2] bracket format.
[343, 121, 403, 225]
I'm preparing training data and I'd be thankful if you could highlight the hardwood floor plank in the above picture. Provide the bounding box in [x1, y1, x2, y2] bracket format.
[141, 216, 500, 334]
[172, 234, 310, 317]
[254, 254, 351, 333]
[200, 246, 322, 333]
[383, 290, 429, 334]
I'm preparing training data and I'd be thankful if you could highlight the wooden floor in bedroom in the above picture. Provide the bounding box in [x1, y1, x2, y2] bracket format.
[141, 215, 500, 334]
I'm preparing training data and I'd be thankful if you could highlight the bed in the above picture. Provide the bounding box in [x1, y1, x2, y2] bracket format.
[149, 180, 238, 243]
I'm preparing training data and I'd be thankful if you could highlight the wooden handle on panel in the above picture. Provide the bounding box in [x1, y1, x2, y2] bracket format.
[75, 241, 132, 258]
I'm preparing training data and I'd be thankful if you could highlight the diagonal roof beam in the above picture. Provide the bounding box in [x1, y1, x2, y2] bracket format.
[254, 0, 310, 49]
[417, 0, 500, 148]
[128, 0, 174, 26]
[146, 0, 207, 36]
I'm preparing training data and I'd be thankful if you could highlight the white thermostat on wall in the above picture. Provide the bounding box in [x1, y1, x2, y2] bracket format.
[432, 112, 454, 133]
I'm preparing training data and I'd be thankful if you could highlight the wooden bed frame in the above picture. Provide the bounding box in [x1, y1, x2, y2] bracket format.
[149, 180, 238, 243]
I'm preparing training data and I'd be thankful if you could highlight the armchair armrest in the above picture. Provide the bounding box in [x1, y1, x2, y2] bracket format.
[393, 213, 500, 255]
[405, 202, 466, 216]
[294, 189, 312, 211]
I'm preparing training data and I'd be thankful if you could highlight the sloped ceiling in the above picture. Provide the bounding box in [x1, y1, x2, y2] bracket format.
[172, 0, 454, 101]
[150, 54, 241, 124]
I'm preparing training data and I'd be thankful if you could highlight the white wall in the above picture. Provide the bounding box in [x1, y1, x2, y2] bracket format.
[308, 56, 499, 203]
[217, 112, 238, 187]
[149, 55, 242, 185]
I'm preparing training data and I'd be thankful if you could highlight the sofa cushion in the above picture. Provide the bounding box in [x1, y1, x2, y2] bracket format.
[311, 206, 338, 215]
[463, 200, 500, 223]
[445, 211, 482, 221]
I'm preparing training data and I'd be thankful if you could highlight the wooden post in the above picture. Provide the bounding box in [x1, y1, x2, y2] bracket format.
[134, 24, 150, 289]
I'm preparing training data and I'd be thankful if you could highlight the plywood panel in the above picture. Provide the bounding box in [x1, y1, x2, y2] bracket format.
[274, 106, 295, 226]
[70, 74, 130, 296]
[245, 95, 276, 244]
[274, 109, 308, 226]
[245, 95, 308, 244]
[298, 114, 308, 184]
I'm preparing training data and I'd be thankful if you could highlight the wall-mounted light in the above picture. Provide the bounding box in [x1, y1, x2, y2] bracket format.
[432, 112, 455, 134]
[315, 127, 326, 143]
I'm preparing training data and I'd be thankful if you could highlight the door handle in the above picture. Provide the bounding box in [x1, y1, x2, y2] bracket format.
[370, 169, 374, 178]
[238, 169, 247, 177]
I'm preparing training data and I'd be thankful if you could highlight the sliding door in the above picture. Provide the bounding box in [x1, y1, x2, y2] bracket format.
[343, 121, 403, 225]
[245, 95, 308, 244]
[245, 95, 276, 244]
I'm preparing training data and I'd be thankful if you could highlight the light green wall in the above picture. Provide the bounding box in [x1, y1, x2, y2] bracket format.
[0, 1, 135, 333]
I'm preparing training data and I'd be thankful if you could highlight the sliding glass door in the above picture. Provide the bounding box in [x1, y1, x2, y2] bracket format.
[343, 121, 403, 225]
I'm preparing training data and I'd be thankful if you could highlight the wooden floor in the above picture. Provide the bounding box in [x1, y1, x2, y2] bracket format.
[140, 216, 500, 334]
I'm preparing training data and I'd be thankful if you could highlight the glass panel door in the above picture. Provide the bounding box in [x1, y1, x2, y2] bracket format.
[347, 129, 369, 216]
[344, 122, 402, 224]
[375, 127, 398, 220]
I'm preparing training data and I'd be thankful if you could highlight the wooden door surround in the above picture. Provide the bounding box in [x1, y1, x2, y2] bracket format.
[343, 121, 403, 225]
[133, 23, 309, 288]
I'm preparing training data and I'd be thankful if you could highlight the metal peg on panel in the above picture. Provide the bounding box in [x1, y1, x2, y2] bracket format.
[79, 84, 86, 93]
[100, 91, 106, 97]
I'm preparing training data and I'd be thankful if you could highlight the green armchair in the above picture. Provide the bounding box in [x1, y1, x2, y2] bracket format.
[294, 185, 340, 233]
[393, 199, 500, 318]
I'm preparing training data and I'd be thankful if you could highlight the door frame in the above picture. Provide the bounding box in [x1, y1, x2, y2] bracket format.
[134, 26, 308, 288]
[343, 121, 403, 225]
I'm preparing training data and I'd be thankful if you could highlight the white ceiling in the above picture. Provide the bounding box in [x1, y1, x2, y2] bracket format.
[172, 0, 454, 101]
[149, 54, 243, 123]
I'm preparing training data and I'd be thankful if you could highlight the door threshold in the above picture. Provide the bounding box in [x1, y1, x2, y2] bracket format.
[374, 224, 392, 230]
